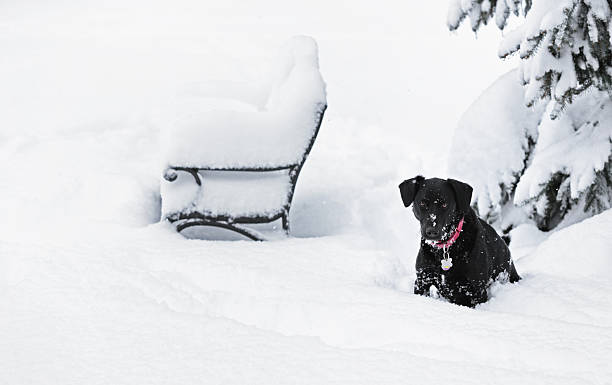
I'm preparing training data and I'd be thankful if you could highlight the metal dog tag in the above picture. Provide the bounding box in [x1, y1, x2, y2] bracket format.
[441, 257, 453, 271]
[441, 247, 453, 271]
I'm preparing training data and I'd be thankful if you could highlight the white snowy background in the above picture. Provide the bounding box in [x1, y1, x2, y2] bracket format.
[1, 1, 611, 384]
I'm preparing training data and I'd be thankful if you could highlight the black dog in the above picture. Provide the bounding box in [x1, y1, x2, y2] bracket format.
[399, 176, 520, 307]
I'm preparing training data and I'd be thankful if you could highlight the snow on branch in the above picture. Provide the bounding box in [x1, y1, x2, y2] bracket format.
[449, 0, 612, 118]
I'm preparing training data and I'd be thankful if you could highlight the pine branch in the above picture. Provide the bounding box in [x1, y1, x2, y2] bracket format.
[450, 0, 612, 114]
[584, 152, 612, 214]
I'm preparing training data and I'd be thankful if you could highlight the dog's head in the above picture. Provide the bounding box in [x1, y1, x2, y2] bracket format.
[398, 176, 473, 242]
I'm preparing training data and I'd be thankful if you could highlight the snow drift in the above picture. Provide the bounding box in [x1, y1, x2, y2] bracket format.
[449, 69, 612, 230]
[2, 1, 611, 384]
[448, 69, 543, 223]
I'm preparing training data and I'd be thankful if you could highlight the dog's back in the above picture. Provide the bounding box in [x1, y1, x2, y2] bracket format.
[478, 217, 521, 283]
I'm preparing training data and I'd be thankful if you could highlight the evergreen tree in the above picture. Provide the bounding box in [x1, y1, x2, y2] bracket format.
[448, 0, 612, 230]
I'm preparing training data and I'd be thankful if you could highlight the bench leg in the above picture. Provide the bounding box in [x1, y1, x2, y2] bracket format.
[281, 212, 290, 235]
[175, 219, 265, 241]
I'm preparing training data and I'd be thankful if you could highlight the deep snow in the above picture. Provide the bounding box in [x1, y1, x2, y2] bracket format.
[1, 1, 611, 384]
[4, 217, 612, 384]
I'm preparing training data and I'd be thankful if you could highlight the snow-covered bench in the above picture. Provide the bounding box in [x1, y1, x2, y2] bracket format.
[160, 36, 327, 240]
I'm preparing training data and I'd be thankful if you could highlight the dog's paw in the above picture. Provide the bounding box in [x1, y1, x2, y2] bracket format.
[428, 285, 440, 299]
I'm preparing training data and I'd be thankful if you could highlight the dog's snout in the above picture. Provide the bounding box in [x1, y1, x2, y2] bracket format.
[425, 227, 440, 239]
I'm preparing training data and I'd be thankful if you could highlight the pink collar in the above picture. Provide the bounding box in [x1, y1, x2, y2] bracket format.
[429, 217, 464, 249]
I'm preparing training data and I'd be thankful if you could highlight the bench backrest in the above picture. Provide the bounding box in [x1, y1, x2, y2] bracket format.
[160, 36, 327, 222]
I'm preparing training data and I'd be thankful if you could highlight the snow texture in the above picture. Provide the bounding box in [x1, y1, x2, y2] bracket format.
[449, 68, 612, 226]
[448, 69, 544, 220]
[447, 0, 465, 30]
[452, 0, 612, 114]
[161, 169, 293, 218]
[2, 1, 610, 384]
[161, 36, 326, 169]
[511, 0, 612, 111]
[160, 36, 325, 219]
[514, 90, 612, 206]
[517, 209, 612, 279]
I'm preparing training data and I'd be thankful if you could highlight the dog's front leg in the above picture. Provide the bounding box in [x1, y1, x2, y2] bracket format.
[414, 267, 439, 296]
[444, 280, 487, 307]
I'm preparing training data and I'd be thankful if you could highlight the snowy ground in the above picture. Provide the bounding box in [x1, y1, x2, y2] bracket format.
[1, 1, 611, 384]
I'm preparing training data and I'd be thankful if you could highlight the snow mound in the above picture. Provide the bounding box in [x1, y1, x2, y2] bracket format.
[518, 208, 612, 279]
[448, 69, 544, 220]
[161, 35, 327, 169]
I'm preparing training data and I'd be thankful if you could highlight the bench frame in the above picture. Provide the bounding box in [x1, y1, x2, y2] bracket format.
[162, 104, 327, 241]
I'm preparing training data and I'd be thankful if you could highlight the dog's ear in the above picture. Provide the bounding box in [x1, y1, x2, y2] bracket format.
[399, 176, 424, 207]
[447, 178, 473, 214]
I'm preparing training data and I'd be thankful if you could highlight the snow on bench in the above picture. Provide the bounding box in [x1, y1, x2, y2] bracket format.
[160, 36, 327, 240]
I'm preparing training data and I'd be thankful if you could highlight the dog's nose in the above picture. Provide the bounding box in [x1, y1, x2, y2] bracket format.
[425, 227, 440, 239]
